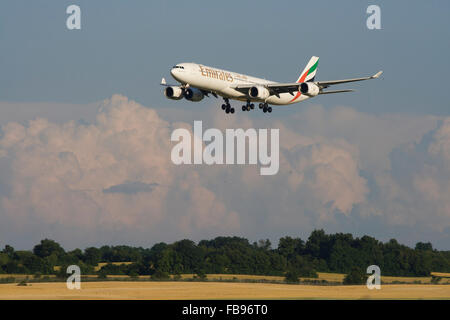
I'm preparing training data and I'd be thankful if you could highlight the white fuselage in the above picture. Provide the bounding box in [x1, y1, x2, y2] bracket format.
[170, 63, 309, 106]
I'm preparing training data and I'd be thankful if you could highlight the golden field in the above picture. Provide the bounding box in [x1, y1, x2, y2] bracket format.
[0, 281, 449, 300]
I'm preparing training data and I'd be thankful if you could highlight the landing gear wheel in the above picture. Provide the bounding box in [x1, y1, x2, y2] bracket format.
[222, 104, 226, 110]
[226, 107, 230, 114]
[250, 104, 255, 109]
[259, 103, 263, 109]
[230, 108, 235, 114]
[263, 107, 267, 113]
[242, 105, 246, 111]
[268, 107, 272, 113]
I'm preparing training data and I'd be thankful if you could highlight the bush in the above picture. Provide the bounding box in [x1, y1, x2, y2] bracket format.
[151, 269, 170, 280]
[17, 279, 28, 286]
[194, 271, 207, 281]
[431, 276, 442, 284]
[173, 273, 182, 281]
[343, 267, 366, 285]
[98, 263, 126, 275]
[0, 277, 15, 284]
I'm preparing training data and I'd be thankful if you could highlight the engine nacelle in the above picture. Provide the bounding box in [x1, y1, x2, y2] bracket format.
[184, 88, 204, 102]
[299, 82, 320, 97]
[248, 86, 270, 100]
[164, 86, 184, 100]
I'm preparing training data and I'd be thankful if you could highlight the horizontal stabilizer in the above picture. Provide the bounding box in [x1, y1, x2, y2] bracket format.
[160, 77, 178, 87]
[319, 89, 355, 95]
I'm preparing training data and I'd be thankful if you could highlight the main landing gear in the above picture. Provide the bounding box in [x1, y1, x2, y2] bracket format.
[220, 99, 272, 114]
[241, 100, 255, 112]
[221, 98, 235, 114]
[259, 102, 272, 113]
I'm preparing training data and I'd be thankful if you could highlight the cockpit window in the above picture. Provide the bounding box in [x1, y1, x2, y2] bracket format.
[172, 65, 185, 69]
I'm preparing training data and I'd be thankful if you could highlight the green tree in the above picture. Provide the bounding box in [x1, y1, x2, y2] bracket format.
[284, 269, 300, 283]
[84, 247, 101, 265]
[173, 239, 204, 273]
[22, 254, 48, 274]
[305, 229, 331, 261]
[44, 252, 59, 270]
[257, 239, 272, 251]
[33, 239, 65, 259]
[415, 242, 433, 251]
[4, 261, 25, 274]
[289, 256, 318, 278]
[68, 248, 83, 260]
[0, 253, 10, 268]
[2, 245, 14, 257]
[278, 236, 304, 259]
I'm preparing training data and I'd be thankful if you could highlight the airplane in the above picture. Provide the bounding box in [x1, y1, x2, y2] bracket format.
[161, 56, 382, 114]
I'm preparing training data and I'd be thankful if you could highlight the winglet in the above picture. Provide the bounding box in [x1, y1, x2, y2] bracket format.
[161, 77, 167, 85]
[372, 71, 383, 79]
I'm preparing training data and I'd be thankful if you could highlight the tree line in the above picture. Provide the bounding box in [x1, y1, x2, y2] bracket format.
[1, 230, 449, 278]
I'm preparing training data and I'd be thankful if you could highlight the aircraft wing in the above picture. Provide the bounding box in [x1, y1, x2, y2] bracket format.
[232, 71, 382, 97]
[315, 71, 383, 89]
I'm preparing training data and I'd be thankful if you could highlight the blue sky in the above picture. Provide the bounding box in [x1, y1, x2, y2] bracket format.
[1, 1, 449, 114]
[1, 1, 450, 251]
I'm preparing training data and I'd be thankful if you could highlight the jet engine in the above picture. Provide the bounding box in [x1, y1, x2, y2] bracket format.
[248, 86, 270, 100]
[299, 82, 320, 97]
[164, 86, 184, 100]
[184, 88, 205, 102]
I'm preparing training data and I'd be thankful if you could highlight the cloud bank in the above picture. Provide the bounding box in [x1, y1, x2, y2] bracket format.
[0, 95, 449, 249]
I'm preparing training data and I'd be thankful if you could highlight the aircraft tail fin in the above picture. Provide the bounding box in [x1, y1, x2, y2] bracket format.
[296, 56, 319, 83]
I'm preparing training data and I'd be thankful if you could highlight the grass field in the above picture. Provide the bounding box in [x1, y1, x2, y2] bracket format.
[0, 281, 449, 300]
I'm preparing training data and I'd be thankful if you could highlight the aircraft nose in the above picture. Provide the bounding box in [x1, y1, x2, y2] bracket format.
[170, 68, 176, 77]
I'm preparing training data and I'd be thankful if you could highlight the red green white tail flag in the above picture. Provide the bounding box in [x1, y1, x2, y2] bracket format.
[296, 56, 319, 83]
